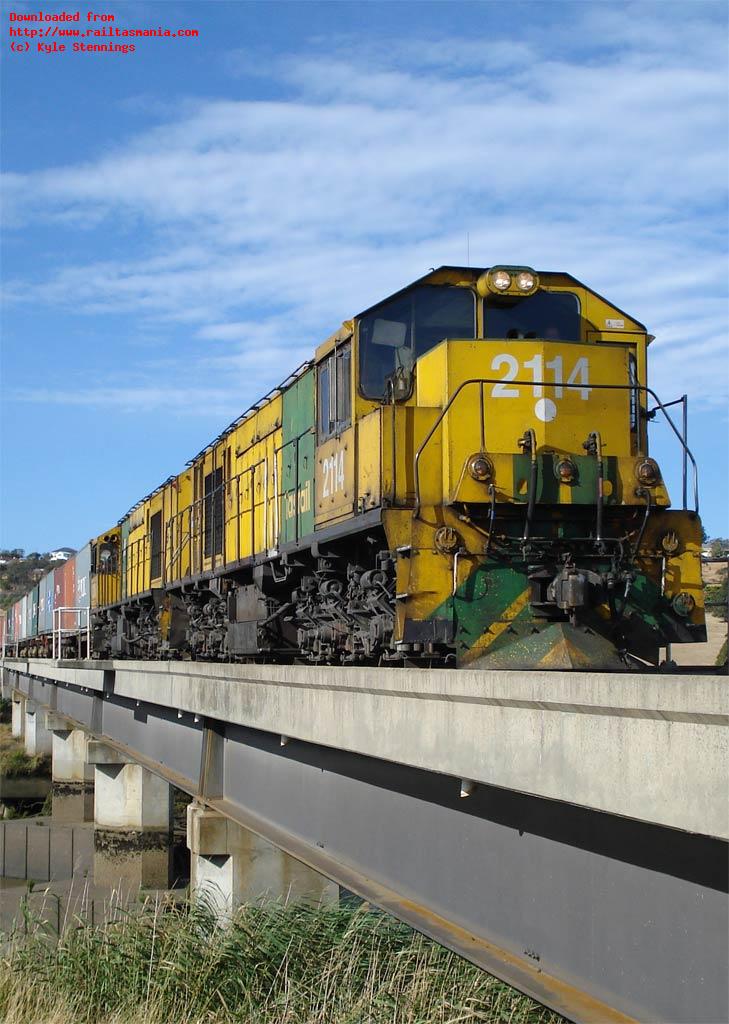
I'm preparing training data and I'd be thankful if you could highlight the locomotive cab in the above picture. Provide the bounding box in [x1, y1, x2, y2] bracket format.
[353, 266, 705, 669]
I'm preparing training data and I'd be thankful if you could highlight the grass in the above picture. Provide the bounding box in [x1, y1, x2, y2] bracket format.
[717, 638, 728, 669]
[0, 723, 50, 779]
[0, 896, 565, 1024]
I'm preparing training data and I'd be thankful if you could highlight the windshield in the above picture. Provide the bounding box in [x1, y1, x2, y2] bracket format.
[359, 285, 476, 399]
[484, 291, 580, 341]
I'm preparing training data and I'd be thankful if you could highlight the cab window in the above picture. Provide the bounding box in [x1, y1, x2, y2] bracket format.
[484, 291, 580, 341]
[318, 344, 351, 439]
[359, 285, 476, 400]
[95, 537, 118, 574]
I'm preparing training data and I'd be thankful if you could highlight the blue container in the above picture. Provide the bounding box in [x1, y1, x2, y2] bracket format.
[29, 584, 39, 638]
[39, 570, 55, 636]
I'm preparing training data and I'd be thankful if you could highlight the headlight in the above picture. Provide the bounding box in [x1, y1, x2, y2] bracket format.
[672, 592, 695, 617]
[661, 531, 679, 554]
[635, 458, 661, 486]
[555, 458, 577, 483]
[476, 266, 540, 297]
[468, 454, 494, 483]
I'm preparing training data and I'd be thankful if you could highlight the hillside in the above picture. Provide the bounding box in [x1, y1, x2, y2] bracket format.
[0, 551, 56, 611]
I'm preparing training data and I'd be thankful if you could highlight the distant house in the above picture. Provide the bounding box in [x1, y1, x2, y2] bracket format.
[49, 548, 76, 562]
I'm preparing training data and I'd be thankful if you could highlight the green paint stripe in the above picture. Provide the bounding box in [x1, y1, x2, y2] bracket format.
[281, 369, 316, 543]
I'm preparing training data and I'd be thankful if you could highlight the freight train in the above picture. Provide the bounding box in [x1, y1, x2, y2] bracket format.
[3, 266, 706, 670]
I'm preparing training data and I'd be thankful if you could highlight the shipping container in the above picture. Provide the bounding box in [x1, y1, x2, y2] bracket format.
[0, 610, 6, 652]
[75, 543, 91, 613]
[55, 555, 77, 631]
[29, 584, 39, 639]
[39, 570, 55, 636]
[20, 594, 28, 641]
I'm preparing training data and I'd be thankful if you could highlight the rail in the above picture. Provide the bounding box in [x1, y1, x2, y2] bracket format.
[413, 378, 699, 516]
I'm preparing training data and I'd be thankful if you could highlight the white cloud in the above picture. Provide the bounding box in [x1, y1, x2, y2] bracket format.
[3, 3, 728, 414]
[8, 385, 241, 416]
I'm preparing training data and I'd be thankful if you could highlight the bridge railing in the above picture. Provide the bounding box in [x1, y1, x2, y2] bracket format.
[52, 606, 91, 660]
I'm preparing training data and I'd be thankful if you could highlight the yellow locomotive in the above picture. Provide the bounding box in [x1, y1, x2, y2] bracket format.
[89, 265, 706, 669]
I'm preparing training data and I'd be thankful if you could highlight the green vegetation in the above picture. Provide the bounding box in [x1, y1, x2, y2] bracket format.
[716, 639, 727, 668]
[706, 538, 729, 558]
[0, 898, 564, 1024]
[703, 546, 727, 668]
[706, 569, 728, 623]
[0, 723, 50, 779]
[0, 551, 55, 611]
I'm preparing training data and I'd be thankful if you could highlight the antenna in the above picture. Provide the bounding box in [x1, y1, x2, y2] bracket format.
[466, 232, 470, 267]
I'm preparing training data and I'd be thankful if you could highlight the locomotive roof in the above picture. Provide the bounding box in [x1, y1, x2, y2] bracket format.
[355, 265, 645, 333]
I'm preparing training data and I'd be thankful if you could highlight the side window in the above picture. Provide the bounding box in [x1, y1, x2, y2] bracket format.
[204, 467, 224, 557]
[150, 511, 162, 580]
[318, 343, 351, 440]
[318, 360, 331, 438]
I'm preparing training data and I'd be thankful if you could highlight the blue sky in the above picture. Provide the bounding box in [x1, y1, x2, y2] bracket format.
[1, 0, 728, 551]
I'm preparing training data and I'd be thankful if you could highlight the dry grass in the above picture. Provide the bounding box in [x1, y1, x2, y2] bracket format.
[0, 722, 50, 779]
[0, 896, 565, 1024]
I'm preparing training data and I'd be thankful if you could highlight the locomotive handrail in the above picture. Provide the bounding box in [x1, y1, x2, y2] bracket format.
[181, 425, 319, 579]
[165, 526, 191, 582]
[413, 378, 699, 517]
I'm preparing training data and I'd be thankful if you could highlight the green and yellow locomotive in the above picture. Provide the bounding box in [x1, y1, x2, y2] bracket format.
[89, 265, 706, 670]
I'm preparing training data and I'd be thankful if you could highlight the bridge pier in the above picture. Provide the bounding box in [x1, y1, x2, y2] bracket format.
[11, 690, 26, 740]
[46, 714, 94, 822]
[87, 741, 173, 889]
[186, 802, 337, 918]
[24, 699, 52, 757]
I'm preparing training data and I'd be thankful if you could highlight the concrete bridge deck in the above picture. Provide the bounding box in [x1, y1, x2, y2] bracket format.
[7, 657, 727, 838]
[2, 657, 727, 1024]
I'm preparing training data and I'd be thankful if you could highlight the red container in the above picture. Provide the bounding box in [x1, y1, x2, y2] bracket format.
[54, 556, 77, 631]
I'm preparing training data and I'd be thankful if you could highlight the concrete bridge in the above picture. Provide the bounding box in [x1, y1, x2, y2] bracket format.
[2, 657, 727, 1024]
